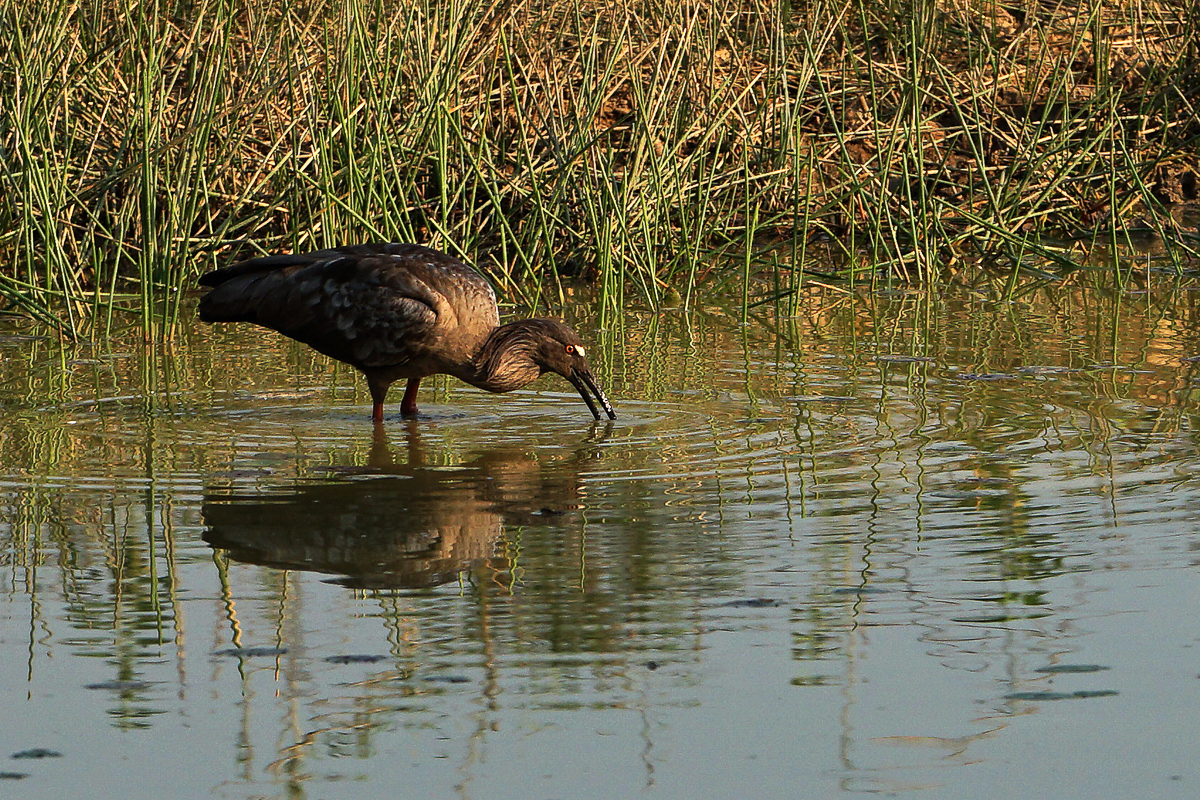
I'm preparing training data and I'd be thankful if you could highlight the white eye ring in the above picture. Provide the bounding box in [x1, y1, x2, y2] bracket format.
[573, 345, 586, 357]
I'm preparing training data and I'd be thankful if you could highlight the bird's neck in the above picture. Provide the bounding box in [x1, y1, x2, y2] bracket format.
[459, 320, 544, 394]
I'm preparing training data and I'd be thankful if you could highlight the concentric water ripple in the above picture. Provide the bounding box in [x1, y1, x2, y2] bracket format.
[4, 288, 1200, 799]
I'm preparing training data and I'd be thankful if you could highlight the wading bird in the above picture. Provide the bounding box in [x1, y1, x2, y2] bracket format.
[198, 243, 615, 423]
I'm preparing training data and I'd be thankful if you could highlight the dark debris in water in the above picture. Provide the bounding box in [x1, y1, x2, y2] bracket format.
[422, 675, 471, 684]
[1005, 690, 1118, 701]
[84, 680, 156, 691]
[951, 612, 1053, 623]
[214, 647, 288, 658]
[0, 772, 29, 780]
[325, 654, 388, 664]
[829, 586, 889, 595]
[791, 675, 834, 687]
[1034, 664, 1111, 674]
[212, 469, 277, 480]
[789, 395, 857, 404]
[11, 749, 62, 759]
[721, 598, 784, 608]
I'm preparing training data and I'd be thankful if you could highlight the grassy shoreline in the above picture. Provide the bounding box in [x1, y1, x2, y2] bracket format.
[2, 0, 1198, 331]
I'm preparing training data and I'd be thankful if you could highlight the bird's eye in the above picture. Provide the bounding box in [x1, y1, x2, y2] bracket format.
[566, 344, 585, 357]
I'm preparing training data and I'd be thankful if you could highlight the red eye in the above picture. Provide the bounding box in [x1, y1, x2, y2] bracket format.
[565, 345, 577, 356]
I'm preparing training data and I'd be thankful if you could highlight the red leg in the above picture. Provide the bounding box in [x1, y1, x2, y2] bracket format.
[400, 378, 420, 417]
[368, 380, 389, 423]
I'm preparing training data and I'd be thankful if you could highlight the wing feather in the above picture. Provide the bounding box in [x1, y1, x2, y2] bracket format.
[199, 243, 497, 373]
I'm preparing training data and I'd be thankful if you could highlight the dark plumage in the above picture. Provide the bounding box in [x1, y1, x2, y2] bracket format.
[198, 243, 615, 422]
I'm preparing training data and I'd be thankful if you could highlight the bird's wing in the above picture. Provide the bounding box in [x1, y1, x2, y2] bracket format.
[199, 244, 491, 371]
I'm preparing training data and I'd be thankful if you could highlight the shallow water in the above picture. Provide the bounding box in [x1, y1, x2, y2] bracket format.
[3, 281, 1200, 799]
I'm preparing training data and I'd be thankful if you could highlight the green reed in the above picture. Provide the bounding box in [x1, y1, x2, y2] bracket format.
[0, 0, 1196, 334]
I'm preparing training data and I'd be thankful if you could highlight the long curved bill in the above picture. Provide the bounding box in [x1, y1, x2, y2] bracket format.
[570, 367, 616, 420]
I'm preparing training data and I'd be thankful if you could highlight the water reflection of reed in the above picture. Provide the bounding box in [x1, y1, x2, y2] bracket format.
[202, 426, 589, 589]
[6, 282, 1200, 791]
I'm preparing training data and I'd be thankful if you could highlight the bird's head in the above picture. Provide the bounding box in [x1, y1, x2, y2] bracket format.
[528, 319, 616, 421]
[479, 319, 616, 420]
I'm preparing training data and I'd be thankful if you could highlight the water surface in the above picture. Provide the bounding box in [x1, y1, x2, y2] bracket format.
[2, 280, 1200, 798]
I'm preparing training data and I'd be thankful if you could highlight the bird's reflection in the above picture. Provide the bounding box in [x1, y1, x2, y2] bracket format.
[202, 422, 608, 589]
